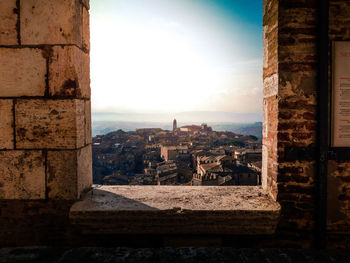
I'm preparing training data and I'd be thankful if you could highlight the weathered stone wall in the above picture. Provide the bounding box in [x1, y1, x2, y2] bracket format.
[277, 0, 318, 248]
[327, 0, 350, 248]
[263, 0, 350, 248]
[0, 0, 91, 245]
[262, 0, 279, 199]
[0, 0, 91, 201]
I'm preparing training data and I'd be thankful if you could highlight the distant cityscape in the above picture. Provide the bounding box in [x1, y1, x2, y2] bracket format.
[92, 119, 262, 186]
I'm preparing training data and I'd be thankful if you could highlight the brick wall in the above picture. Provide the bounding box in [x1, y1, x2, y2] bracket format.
[262, 0, 350, 248]
[278, 0, 318, 248]
[262, 0, 279, 199]
[327, 0, 350, 248]
[263, 0, 318, 247]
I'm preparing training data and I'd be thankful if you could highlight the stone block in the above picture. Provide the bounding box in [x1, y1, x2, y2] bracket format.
[47, 145, 91, 200]
[0, 0, 18, 45]
[263, 73, 278, 98]
[21, 0, 82, 45]
[263, 25, 269, 69]
[77, 145, 92, 196]
[0, 48, 46, 97]
[263, 100, 268, 139]
[76, 99, 86, 148]
[0, 100, 14, 149]
[81, 0, 90, 10]
[49, 46, 90, 98]
[279, 43, 317, 64]
[0, 150, 45, 199]
[85, 100, 92, 144]
[15, 99, 85, 149]
[47, 150, 77, 200]
[262, 145, 268, 191]
[82, 6, 90, 52]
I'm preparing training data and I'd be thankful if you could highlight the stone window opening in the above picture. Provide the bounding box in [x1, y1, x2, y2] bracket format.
[2, 0, 350, 249]
[89, 1, 265, 190]
[0, 0, 279, 239]
[69, 0, 280, 237]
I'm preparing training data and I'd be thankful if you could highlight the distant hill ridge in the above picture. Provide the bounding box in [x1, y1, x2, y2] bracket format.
[92, 116, 262, 141]
[92, 111, 262, 123]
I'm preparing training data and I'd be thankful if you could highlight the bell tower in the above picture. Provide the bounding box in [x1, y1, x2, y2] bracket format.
[173, 118, 177, 132]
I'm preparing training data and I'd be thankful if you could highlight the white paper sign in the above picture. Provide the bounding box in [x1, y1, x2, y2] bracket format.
[332, 41, 350, 147]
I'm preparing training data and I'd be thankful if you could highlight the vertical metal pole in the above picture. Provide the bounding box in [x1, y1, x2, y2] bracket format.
[317, 0, 329, 249]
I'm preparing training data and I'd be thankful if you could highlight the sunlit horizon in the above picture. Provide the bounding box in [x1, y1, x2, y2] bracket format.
[90, 0, 263, 116]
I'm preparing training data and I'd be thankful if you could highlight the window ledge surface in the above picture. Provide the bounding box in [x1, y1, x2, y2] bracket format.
[70, 186, 280, 235]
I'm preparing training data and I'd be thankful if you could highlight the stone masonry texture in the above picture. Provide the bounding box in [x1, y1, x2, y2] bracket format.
[85, 100, 92, 145]
[0, 151, 45, 199]
[77, 145, 92, 197]
[47, 150, 79, 200]
[261, 0, 350, 249]
[0, 0, 91, 205]
[274, 0, 318, 248]
[0, 100, 14, 149]
[49, 46, 90, 99]
[47, 145, 92, 200]
[262, 0, 279, 201]
[0, 0, 350, 249]
[15, 99, 85, 149]
[21, 0, 83, 46]
[0, 0, 18, 45]
[0, 48, 46, 97]
[326, 0, 350, 248]
[82, 5, 90, 52]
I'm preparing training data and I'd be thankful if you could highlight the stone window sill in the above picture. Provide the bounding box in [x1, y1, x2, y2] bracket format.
[70, 186, 280, 235]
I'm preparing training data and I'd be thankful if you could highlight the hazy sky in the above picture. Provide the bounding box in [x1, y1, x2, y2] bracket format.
[90, 0, 263, 114]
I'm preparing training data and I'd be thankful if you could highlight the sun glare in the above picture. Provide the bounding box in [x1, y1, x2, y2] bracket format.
[90, 0, 263, 115]
[92, 21, 224, 113]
